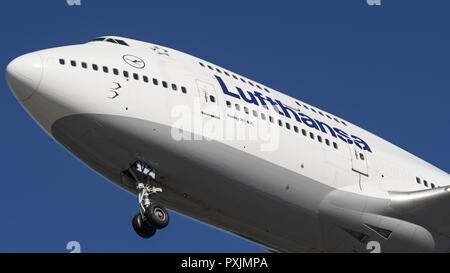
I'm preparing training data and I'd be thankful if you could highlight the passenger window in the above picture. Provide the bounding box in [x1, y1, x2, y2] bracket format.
[181, 86, 187, 94]
[302, 129, 307, 136]
[113, 68, 119, 75]
[317, 135, 322, 142]
[248, 81, 254, 87]
[240, 78, 246, 83]
[123, 71, 129, 77]
[199, 62, 205, 67]
[269, 116, 274, 123]
[333, 142, 338, 149]
[210, 95, 215, 103]
[256, 85, 262, 90]
[70, 60, 76, 67]
[431, 183, 435, 188]
[252, 110, 258, 117]
[244, 106, 249, 114]
[325, 139, 330, 146]
[133, 73, 139, 80]
[153, 78, 158, 85]
[215, 68, 222, 73]
[235, 104, 240, 111]
[162, 81, 168, 88]
[310, 132, 314, 139]
[207, 65, 213, 70]
[232, 75, 238, 80]
[424, 180, 429, 187]
[264, 88, 270, 93]
[416, 177, 421, 184]
[224, 71, 230, 76]
[172, 84, 177, 91]
[81, 62, 87, 69]
[359, 153, 365, 160]
[278, 120, 283, 127]
[226, 101, 231, 108]
[143, 76, 149, 83]
[92, 64, 98, 71]
[286, 123, 290, 130]
[103, 66, 108, 73]
[261, 113, 266, 120]
[294, 126, 299, 133]
[59, 59, 65, 65]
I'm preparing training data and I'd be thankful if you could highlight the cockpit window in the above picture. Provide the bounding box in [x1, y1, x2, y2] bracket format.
[88, 37, 129, 47]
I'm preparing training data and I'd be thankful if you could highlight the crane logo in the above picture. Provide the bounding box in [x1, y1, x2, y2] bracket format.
[123, 54, 145, 69]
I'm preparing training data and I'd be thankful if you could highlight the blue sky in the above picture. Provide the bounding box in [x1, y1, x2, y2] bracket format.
[0, 0, 448, 252]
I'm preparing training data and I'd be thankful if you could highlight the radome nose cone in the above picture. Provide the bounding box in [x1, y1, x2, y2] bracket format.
[6, 53, 43, 101]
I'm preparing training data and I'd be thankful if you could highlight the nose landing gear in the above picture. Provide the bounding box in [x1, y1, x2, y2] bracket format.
[128, 161, 169, 239]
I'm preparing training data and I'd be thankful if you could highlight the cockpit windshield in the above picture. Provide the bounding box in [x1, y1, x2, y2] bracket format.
[88, 37, 129, 46]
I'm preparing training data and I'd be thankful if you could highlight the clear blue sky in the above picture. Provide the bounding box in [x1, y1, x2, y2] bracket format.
[0, 0, 448, 252]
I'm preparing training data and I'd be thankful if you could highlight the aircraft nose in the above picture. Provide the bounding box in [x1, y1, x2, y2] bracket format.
[6, 53, 43, 101]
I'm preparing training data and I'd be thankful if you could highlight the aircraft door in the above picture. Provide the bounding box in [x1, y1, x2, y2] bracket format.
[349, 146, 369, 177]
[196, 79, 220, 119]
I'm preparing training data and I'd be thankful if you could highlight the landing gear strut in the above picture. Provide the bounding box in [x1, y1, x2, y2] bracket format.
[128, 161, 169, 239]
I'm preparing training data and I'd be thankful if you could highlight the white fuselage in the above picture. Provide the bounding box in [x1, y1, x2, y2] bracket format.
[6, 36, 450, 252]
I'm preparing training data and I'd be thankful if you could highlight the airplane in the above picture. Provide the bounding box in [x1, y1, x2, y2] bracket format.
[5, 36, 450, 253]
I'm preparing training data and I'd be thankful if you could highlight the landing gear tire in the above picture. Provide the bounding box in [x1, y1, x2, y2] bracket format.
[132, 214, 156, 239]
[145, 203, 170, 229]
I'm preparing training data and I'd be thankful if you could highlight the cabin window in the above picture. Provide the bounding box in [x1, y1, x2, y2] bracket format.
[232, 75, 238, 80]
[215, 68, 222, 73]
[143, 75, 149, 83]
[264, 88, 270, 93]
[252, 110, 258, 117]
[431, 183, 435, 188]
[248, 81, 254, 87]
[181, 86, 187, 93]
[133, 73, 139, 80]
[123, 71, 129, 78]
[153, 78, 158, 85]
[278, 120, 283, 127]
[224, 71, 230, 76]
[162, 81, 168, 88]
[325, 139, 330, 146]
[235, 104, 240, 111]
[207, 65, 213, 70]
[199, 62, 205, 67]
[286, 123, 291, 130]
[240, 78, 246, 83]
[210, 95, 216, 103]
[70, 60, 76, 67]
[81, 62, 87, 69]
[226, 101, 231, 108]
[59, 59, 65, 65]
[317, 135, 322, 143]
[302, 129, 307, 136]
[172, 84, 177, 91]
[311, 108, 317, 113]
[333, 142, 338, 149]
[310, 132, 315, 140]
[294, 126, 299, 133]
[256, 84, 262, 90]
[113, 68, 118, 75]
[261, 113, 266, 120]
[92, 64, 98, 71]
[416, 177, 421, 184]
[244, 106, 249, 114]
[103, 66, 109, 73]
[269, 116, 274, 123]
[342, 121, 347, 126]
[359, 153, 365, 160]
[423, 180, 429, 187]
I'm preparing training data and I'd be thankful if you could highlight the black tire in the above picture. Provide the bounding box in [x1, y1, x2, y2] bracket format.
[145, 204, 170, 229]
[132, 214, 156, 238]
